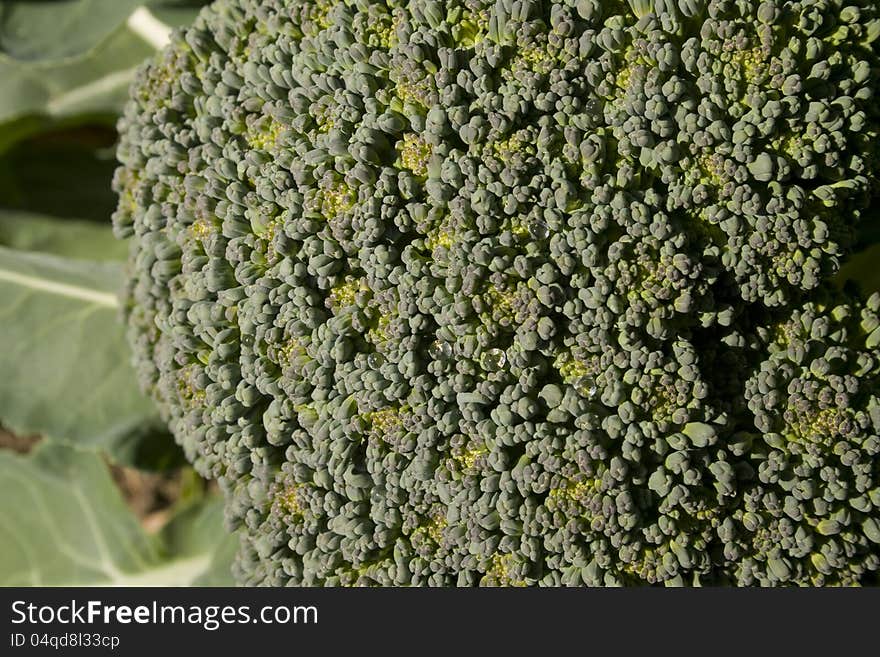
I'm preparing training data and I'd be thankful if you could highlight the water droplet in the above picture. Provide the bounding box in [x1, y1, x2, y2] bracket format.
[367, 353, 384, 368]
[528, 219, 549, 240]
[574, 375, 598, 399]
[480, 348, 506, 372]
[428, 339, 452, 360]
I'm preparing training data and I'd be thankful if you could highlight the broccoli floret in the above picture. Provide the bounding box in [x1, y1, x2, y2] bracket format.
[114, 0, 880, 586]
[737, 293, 880, 584]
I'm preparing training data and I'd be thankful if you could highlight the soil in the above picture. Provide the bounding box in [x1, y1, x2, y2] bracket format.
[108, 464, 189, 533]
[0, 428, 40, 453]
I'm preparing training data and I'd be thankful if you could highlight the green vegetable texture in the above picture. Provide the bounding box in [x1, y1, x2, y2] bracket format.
[113, 0, 880, 585]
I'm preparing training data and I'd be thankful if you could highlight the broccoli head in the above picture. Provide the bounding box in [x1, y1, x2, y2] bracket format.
[113, 0, 880, 585]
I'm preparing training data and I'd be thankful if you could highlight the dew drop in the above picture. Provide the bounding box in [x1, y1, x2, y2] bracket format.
[367, 353, 384, 368]
[574, 375, 598, 399]
[480, 348, 506, 372]
[528, 219, 549, 240]
[429, 339, 452, 360]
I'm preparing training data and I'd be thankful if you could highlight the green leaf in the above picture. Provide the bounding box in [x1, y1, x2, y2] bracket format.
[0, 24, 155, 153]
[0, 0, 144, 61]
[159, 498, 240, 586]
[0, 443, 236, 586]
[0, 245, 160, 458]
[0, 209, 127, 260]
[0, 4, 211, 155]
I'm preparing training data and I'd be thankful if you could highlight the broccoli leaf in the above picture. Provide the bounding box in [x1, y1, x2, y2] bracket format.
[0, 210, 126, 261]
[0, 0, 144, 61]
[158, 496, 240, 586]
[0, 443, 235, 586]
[0, 1, 209, 62]
[0, 3, 212, 155]
[0, 246, 162, 462]
[0, 23, 154, 154]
